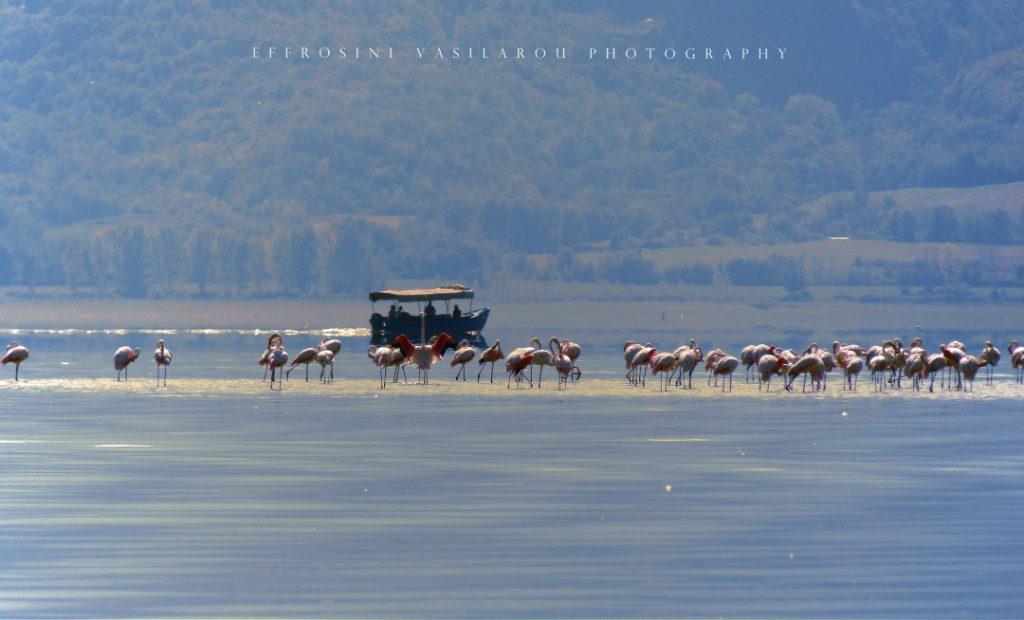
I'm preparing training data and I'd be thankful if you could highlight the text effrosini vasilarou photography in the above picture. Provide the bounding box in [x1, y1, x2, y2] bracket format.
[2, 2, 1024, 618]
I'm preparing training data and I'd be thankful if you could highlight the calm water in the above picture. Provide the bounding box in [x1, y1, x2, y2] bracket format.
[1, 331, 1022, 617]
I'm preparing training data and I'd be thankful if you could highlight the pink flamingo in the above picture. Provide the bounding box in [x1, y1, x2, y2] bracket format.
[560, 338, 582, 381]
[958, 355, 986, 392]
[712, 355, 740, 392]
[923, 353, 947, 392]
[506, 347, 534, 389]
[704, 349, 726, 386]
[630, 345, 657, 387]
[391, 333, 453, 384]
[785, 355, 825, 393]
[2, 342, 29, 381]
[258, 333, 283, 381]
[756, 353, 787, 392]
[153, 339, 172, 386]
[450, 340, 476, 381]
[526, 338, 555, 387]
[267, 342, 288, 389]
[674, 346, 703, 389]
[476, 339, 504, 383]
[553, 342, 575, 390]
[649, 351, 676, 391]
[368, 344, 397, 389]
[319, 338, 342, 355]
[836, 349, 864, 391]
[287, 347, 319, 381]
[114, 346, 141, 382]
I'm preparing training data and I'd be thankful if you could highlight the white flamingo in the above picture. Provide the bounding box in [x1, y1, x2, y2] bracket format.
[978, 341, 1000, 385]
[317, 349, 335, 383]
[2, 342, 29, 381]
[153, 339, 172, 386]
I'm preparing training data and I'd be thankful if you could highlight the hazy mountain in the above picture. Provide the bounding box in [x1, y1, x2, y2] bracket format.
[0, 0, 1021, 296]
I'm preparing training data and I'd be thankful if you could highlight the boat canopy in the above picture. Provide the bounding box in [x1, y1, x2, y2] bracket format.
[368, 286, 474, 303]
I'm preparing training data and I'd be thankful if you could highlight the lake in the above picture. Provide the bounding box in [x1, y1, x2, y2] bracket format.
[1, 326, 1022, 617]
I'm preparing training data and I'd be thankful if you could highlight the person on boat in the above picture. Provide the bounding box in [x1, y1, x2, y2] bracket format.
[425, 302, 437, 318]
[388, 304, 397, 319]
[398, 305, 410, 318]
[452, 304, 462, 319]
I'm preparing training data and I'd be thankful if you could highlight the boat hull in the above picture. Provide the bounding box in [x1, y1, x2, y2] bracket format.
[370, 307, 490, 345]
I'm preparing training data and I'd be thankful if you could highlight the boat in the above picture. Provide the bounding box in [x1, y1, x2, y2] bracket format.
[368, 285, 489, 345]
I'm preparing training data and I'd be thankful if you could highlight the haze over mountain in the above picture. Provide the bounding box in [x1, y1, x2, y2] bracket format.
[1, 0, 1022, 297]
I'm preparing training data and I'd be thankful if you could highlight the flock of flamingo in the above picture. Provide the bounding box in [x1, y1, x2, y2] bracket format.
[624, 338, 1024, 393]
[3, 335, 1024, 394]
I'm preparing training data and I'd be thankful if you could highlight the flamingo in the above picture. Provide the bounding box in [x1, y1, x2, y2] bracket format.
[267, 342, 288, 389]
[704, 348, 726, 386]
[153, 339, 172, 386]
[808, 345, 837, 389]
[1008, 340, 1024, 383]
[674, 346, 703, 389]
[740, 345, 756, 382]
[506, 347, 534, 389]
[450, 340, 476, 381]
[553, 342, 575, 390]
[114, 346, 141, 382]
[559, 338, 582, 381]
[756, 353, 787, 392]
[630, 345, 657, 387]
[711, 355, 740, 392]
[2, 342, 29, 381]
[649, 351, 677, 391]
[258, 333, 283, 381]
[785, 355, 825, 393]
[866, 346, 893, 391]
[385, 336, 417, 385]
[958, 355, 986, 392]
[624, 341, 644, 385]
[833, 341, 866, 358]
[526, 337, 555, 387]
[903, 350, 927, 392]
[883, 339, 904, 388]
[317, 349, 334, 383]
[836, 349, 864, 392]
[941, 344, 966, 391]
[369, 344, 397, 389]
[477, 339, 504, 383]
[667, 339, 697, 385]
[978, 341, 1000, 385]
[923, 353, 947, 392]
[287, 347, 319, 381]
[392, 332, 453, 384]
[319, 338, 342, 355]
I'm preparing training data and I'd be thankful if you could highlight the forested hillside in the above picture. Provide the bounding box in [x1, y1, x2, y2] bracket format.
[1, 0, 1022, 297]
